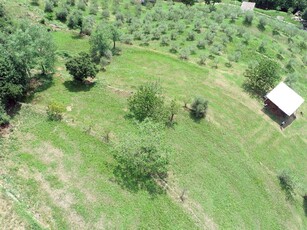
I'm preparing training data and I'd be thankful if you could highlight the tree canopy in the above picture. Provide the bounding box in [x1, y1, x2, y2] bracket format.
[113, 119, 169, 192]
[244, 58, 280, 96]
[65, 52, 99, 82]
[128, 82, 167, 122]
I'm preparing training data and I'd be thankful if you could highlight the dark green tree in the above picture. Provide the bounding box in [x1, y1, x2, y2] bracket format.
[191, 97, 208, 119]
[65, 52, 99, 82]
[244, 58, 280, 96]
[182, 0, 196, 6]
[302, 8, 307, 21]
[0, 46, 27, 104]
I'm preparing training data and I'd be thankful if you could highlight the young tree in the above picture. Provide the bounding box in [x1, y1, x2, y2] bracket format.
[90, 26, 112, 61]
[65, 52, 99, 82]
[168, 99, 180, 124]
[128, 82, 167, 122]
[244, 58, 280, 96]
[113, 119, 170, 190]
[109, 25, 121, 50]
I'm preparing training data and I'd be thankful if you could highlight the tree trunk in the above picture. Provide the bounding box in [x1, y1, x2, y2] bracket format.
[113, 40, 116, 50]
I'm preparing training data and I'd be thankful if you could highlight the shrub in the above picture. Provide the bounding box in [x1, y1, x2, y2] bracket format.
[198, 54, 207, 65]
[191, 97, 208, 119]
[170, 31, 178, 41]
[258, 17, 266, 30]
[160, 35, 170, 46]
[258, 41, 266, 53]
[65, 52, 99, 82]
[197, 40, 206, 49]
[81, 16, 95, 35]
[187, 31, 196, 41]
[47, 102, 65, 121]
[77, 0, 86, 11]
[102, 9, 110, 19]
[67, 10, 83, 29]
[56, 6, 68, 22]
[179, 48, 190, 60]
[169, 43, 179, 53]
[233, 51, 241, 62]
[121, 34, 133, 45]
[244, 12, 254, 25]
[44, 1, 54, 12]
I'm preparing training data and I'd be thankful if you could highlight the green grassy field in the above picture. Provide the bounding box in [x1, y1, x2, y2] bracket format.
[1, 0, 307, 229]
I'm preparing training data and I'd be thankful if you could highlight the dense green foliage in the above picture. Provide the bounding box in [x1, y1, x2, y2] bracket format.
[128, 82, 167, 122]
[113, 119, 169, 189]
[65, 52, 99, 82]
[244, 58, 280, 96]
[191, 96, 209, 119]
[0, 47, 27, 104]
[250, 0, 307, 12]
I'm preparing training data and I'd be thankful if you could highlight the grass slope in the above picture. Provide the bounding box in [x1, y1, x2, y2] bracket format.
[0, 0, 307, 228]
[1, 30, 306, 229]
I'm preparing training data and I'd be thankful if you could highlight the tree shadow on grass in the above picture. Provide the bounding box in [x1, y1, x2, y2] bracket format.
[113, 165, 165, 197]
[303, 195, 307, 217]
[242, 82, 264, 100]
[189, 112, 203, 123]
[63, 80, 96, 92]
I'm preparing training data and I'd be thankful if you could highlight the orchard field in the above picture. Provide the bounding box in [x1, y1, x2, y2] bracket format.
[0, 0, 307, 229]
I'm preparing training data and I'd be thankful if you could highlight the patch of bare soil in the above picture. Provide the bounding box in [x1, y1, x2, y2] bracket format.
[107, 85, 133, 97]
[0, 124, 12, 138]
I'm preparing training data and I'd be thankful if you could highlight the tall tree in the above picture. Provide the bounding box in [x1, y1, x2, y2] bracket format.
[244, 58, 280, 96]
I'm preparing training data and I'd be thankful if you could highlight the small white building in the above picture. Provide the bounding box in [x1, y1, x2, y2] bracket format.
[241, 2, 256, 11]
[264, 82, 304, 127]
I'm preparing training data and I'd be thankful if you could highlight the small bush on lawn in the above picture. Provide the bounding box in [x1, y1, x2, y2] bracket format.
[191, 97, 208, 119]
[47, 102, 65, 121]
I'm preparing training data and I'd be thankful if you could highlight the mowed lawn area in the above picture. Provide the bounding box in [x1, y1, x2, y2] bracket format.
[1, 31, 306, 229]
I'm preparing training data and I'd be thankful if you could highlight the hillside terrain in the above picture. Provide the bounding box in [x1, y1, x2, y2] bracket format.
[0, 0, 307, 229]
